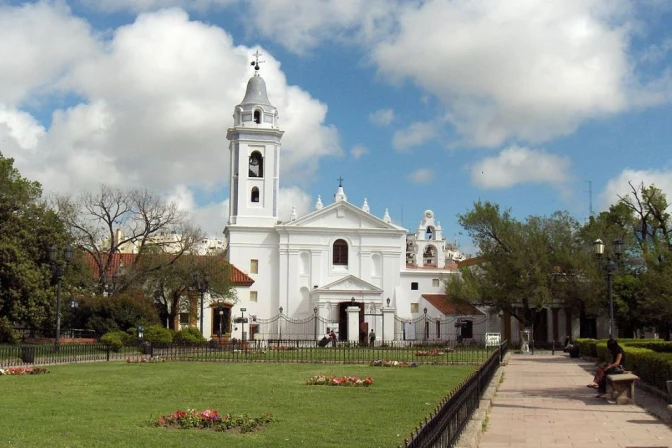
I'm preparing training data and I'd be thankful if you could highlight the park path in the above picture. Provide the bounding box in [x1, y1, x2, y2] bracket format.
[479, 354, 671, 448]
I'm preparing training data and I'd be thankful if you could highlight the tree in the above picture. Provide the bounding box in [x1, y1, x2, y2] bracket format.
[0, 152, 70, 328]
[580, 182, 672, 338]
[53, 184, 204, 292]
[445, 201, 594, 328]
[140, 253, 237, 331]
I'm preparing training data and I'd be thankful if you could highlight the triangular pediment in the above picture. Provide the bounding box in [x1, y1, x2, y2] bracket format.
[313, 275, 383, 293]
[281, 201, 404, 231]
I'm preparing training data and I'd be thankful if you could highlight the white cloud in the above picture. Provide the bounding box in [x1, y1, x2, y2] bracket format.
[350, 145, 368, 159]
[369, 108, 395, 127]
[392, 121, 439, 151]
[81, 0, 235, 13]
[599, 169, 672, 211]
[0, 105, 46, 150]
[245, 0, 400, 55]
[0, 2, 97, 106]
[1, 5, 340, 203]
[406, 168, 435, 184]
[373, 0, 635, 147]
[470, 145, 571, 189]
[277, 186, 312, 222]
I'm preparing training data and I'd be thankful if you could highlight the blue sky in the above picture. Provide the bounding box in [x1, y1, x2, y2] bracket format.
[1, 1, 671, 256]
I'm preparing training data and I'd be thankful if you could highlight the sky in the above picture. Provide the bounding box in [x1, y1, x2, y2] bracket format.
[1, 0, 672, 256]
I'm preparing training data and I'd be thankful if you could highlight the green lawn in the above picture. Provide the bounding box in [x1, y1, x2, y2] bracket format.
[0, 362, 475, 448]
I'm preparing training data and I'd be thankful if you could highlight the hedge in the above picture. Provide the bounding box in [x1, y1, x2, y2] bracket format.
[578, 338, 672, 391]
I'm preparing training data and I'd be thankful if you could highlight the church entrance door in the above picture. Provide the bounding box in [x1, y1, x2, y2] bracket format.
[337, 301, 364, 341]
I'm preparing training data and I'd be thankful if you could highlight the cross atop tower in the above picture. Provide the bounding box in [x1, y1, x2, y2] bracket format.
[250, 50, 265, 73]
[337, 176, 344, 187]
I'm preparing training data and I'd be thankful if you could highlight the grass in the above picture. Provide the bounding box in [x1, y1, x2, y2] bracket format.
[0, 362, 475, 448]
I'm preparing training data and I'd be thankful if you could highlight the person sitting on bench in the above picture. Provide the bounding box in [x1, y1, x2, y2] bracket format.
[587, 338, 625, 397]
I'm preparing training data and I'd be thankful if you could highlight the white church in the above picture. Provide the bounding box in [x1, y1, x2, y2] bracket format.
[199, 63, 489, 344]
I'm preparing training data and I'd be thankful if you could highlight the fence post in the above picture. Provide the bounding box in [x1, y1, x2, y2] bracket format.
[106, 345, 110, 362]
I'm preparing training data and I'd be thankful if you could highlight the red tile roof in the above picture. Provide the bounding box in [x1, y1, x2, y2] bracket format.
[422, 294, 485, 316]
[83, 252, 254, 286]
[457, 256, 487, 268]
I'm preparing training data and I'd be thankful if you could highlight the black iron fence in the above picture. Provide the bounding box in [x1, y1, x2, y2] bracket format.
[1, 339, 499, 367]
[0, 343, 142, 367]
[149, 339, 494, 365]
[401, 341, 508, 448]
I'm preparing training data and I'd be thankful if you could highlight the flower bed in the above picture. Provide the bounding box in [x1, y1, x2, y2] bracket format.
[370, 360, 418, 367]
[155, 409, 273, 433]
[306, 375, 373, 387]
[0, 367, 49, 375]
[126, 357, 166, 363]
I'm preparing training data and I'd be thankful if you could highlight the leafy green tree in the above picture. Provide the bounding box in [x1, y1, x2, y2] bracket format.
[70, 289, 160, 335]
[580, 182, 672, 337]
[446, 201, 594, 328]
[139, 253, 237, 331]
[0, 153, 71, 328]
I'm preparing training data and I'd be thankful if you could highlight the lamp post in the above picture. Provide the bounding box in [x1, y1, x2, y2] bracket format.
[313, 306, 318, 343]
[193, 272, 209, 336]
[383, 297, 390, 344]
[423, 307, 428, 341]
[593, 238, 623, 338]
[50, 245, 73, 349]
[218, 306, 224, 343]
[278, 307, 283, 341]
[240, 308, 247, 341]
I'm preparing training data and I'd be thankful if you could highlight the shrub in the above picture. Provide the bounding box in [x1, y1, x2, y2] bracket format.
[0, 317, 19, 344]
[174, 327, 205, 344]
[621, 340, 672, 353]
[72, 291, 160, 335]
[100, 331, 125, 352]
[574, 338, 598, 357]
[622, 347, 672, 391]
[143, 325, 173, 344]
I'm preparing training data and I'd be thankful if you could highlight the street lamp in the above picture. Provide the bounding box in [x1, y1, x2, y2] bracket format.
[218, 306, 224, 343]
[192, 272, 209, 336]
[593, 238, 623, 338]
[50, 244, 73, 349]
[313, 306, 318, 343]
[423, 307, 428, 341]
[240, 308, 247, 341]
[278, 307, 283, 341]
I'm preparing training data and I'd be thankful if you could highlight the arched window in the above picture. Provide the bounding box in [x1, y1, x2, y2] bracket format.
[249, 151, 263, 178]
[251, 187, 259, 203]
[423, 245, 437, 266]
[253, 110, 261, 124]
[333, 239, 348, 265]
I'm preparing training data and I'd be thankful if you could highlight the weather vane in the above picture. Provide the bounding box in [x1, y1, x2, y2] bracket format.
[251, 50, 265, 73]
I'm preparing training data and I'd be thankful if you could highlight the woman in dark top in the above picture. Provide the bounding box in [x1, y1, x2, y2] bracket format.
[587, 339, 625, 396]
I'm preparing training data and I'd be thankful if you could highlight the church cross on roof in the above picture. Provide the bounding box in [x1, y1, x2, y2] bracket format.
[250, 50, 265, 74]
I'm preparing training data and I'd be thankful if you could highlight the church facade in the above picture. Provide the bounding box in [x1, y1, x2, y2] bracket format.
[219, 67, 487, 343]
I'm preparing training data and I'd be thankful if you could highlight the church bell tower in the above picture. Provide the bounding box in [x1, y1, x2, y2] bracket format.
[226, 52, 284, 227]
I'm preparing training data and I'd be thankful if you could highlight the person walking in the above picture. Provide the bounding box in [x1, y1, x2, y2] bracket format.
[330, 330, 337, 347]
[369, 329, 376, 347]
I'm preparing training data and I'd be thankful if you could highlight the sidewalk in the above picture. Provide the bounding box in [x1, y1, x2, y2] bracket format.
[479, 354, 672, 448]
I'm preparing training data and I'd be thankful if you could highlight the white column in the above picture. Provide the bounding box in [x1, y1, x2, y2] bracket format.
[382, 308, 395, 342]
[347, 306, 360, 344]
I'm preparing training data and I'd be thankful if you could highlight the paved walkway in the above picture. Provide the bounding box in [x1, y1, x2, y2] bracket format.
[479, 354, 672, 448]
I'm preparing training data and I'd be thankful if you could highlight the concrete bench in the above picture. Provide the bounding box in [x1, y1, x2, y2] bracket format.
[606, 373, 639, 404]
